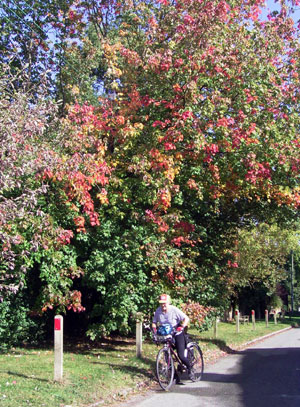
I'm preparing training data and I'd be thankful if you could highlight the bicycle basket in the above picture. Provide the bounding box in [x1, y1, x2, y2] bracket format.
[157, 323, 173, 336]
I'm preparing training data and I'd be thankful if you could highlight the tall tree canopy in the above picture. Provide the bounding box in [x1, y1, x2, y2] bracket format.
[1, 0, 300, 343]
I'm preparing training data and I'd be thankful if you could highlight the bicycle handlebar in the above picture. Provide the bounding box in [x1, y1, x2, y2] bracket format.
[143, 321, 180, 345]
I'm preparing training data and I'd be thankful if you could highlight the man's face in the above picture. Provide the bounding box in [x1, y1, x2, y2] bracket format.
[161, 302, 169, 312]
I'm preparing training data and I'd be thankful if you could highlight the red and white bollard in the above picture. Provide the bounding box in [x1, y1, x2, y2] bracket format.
[251, 310, 256, 331]
[54, 315, 63, 381]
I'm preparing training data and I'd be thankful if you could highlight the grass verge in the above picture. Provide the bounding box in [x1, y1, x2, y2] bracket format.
[0, 316, 298, 407]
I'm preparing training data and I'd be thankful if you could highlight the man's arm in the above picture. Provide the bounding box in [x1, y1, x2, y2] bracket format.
[181, 315, 190, 329]
[175, 308, 190, 332]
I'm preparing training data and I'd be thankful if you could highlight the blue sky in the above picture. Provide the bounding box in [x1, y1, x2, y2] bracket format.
[262, 0, 300, 22]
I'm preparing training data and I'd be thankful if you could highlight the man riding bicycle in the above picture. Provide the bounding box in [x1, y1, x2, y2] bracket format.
[152, 293, 193, 379]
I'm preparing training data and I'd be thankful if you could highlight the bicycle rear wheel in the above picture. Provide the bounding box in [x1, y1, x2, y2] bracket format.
[187, 342, 204, 382]
[156, 348, 175, 390]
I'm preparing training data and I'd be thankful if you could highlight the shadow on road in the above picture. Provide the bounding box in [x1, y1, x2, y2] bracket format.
[198, 337, 239, 355]
[155, 346, 300, 407]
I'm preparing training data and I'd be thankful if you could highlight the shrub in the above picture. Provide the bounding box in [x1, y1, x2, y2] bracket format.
[182, 301, 217, 332]
[0, 293, 46, 351]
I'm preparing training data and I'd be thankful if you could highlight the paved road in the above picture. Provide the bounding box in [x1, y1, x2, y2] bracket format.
[123, 327, 300, 407]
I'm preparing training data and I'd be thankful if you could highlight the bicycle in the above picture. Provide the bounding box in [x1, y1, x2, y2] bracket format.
[152, 329, 204, 391]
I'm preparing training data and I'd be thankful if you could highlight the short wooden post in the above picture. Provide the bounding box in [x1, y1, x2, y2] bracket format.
[274, 312, 277, 325]
[136, 312, 143, 358]
[54, 315, 63, 381]
[235, 310, 240, 333]
[213, 317, 218, 338]
[251, 310, 256, 331]
[265, 309, 269, 327]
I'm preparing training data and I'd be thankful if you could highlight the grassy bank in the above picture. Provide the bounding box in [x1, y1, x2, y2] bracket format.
[0, 317, 298, 407]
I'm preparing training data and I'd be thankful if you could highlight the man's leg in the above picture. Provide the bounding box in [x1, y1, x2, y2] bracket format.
[175, 331, 191, 371]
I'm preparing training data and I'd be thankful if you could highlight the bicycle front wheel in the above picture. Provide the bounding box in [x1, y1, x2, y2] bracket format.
[187, 342, 204, 382]
[156, 348, 175, 390]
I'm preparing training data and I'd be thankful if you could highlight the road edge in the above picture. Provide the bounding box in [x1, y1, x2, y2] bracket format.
[243, 326, 293, 347]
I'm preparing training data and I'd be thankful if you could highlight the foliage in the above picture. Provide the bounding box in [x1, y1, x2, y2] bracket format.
[268, 294, 283, 311]
[1, 0, 300, 344]
[229, 223, 300, 295]
[0, 294, 44, 351]
[57, 0, 300, 318]
[182, 301, 216, 332]
[0, 68, 86, 347]
[0, 0, 76, 93]
[0, 66, 58, 300]
[284, 248, 300, 310]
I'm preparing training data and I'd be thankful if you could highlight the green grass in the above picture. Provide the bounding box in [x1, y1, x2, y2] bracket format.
[189, 317, 298, 363]
[0, 316, 298, 407]
[0, 340, 157, 407]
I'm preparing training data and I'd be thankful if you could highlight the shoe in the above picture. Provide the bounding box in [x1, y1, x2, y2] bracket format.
[174, 372, 181, 384]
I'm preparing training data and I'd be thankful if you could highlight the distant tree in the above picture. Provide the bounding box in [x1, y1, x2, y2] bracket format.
[229, 223, 300, 295]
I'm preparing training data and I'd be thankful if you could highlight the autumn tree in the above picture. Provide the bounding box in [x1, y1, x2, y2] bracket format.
[46, 0, 300, 334]
[0, 65, 87, 347]
[1, 0, 300, 342]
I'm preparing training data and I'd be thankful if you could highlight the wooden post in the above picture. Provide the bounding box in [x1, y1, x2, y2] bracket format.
[136, 312, 143, 358]
[274, 312, 277, 325]
[54, 315, 63, 381]
[235, 310, 240, 333]
[213, 318, 218, 339]
[265, 309, 269, 327]
[251, 310, 256, 331]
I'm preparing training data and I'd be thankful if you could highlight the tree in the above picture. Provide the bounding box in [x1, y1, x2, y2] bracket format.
[41, 0, 300, 332]
[0, 66, 86, 347]
[229, 223, 300, 294]
[45, 0, 300, 331]
[2, 0, 300, 342]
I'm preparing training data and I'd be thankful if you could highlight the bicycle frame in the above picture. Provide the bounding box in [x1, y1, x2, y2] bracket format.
[155, 334, 187, 375]
[164, 337, 185, 369]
